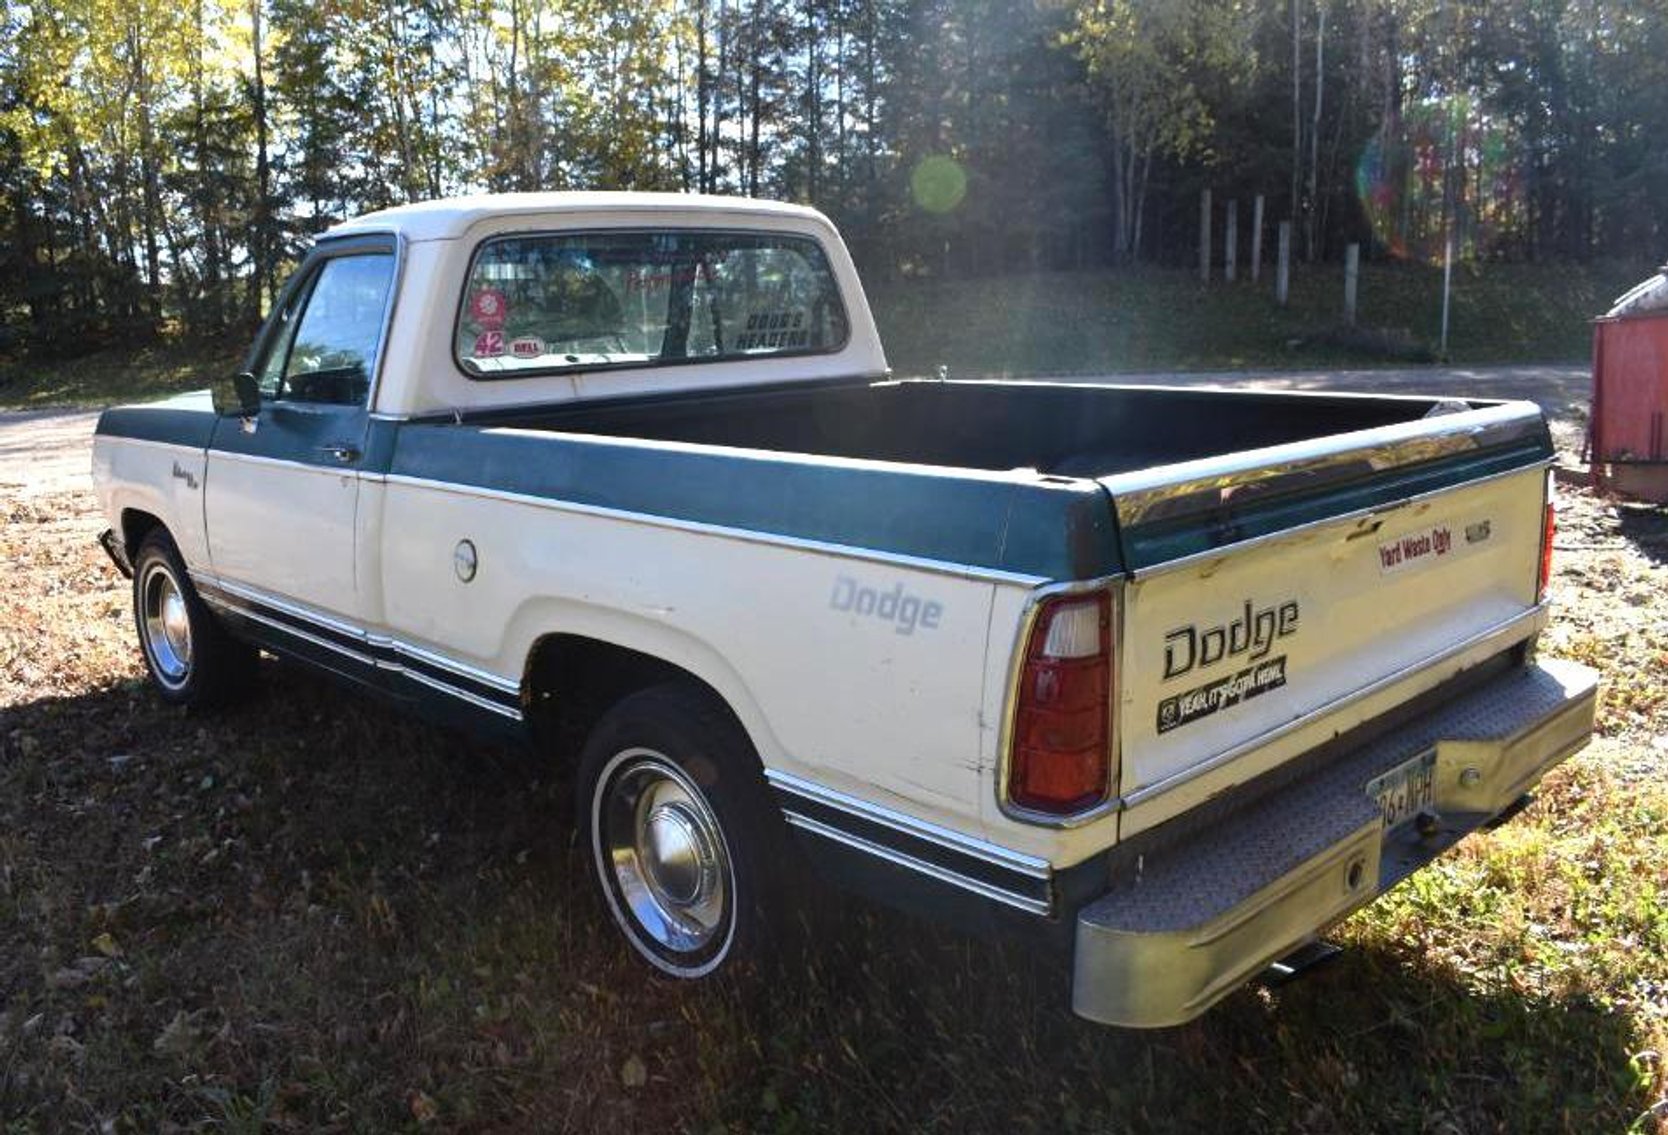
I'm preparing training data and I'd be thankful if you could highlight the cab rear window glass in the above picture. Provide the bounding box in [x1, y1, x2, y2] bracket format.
[455, 230, 849, 377]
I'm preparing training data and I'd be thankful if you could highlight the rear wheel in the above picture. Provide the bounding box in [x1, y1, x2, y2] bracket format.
[577, 682, 789, 978]
[131, 529, 256, 707]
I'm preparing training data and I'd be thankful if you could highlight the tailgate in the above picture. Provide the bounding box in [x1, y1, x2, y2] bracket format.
[1102, 401, 1553, 831]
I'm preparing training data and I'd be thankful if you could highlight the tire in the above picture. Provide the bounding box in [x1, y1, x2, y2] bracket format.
[577, 681, 790, 979]
[131, 528, 257, 708]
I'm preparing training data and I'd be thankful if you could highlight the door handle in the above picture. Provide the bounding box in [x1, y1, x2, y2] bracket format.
[319, 443, 361, 463]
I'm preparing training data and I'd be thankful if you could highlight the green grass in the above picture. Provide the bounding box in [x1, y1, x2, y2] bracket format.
[3, 484, 1666, 1132]
[0, 339, 244, 410]
[873, 258, 1656, 377]
[0, 258, 1655, 411]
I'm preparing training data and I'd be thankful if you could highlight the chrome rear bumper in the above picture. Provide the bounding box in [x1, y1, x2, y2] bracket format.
[1072, 657, 1598, 1028]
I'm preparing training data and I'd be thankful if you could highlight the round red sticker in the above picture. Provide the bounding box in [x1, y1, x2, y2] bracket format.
[469, 289, 508, 330]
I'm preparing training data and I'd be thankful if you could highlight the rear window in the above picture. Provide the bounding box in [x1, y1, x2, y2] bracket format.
[455, 229, 849, 377]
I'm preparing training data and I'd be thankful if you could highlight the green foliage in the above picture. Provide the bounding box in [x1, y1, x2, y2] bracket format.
[2, 0, 1666, 366]
[1, 258, 1639, 409]
[873, 257, 1649, 376]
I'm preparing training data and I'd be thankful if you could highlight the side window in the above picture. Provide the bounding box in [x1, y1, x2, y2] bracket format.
[254, 271, 315, 399]
[266, 252, 395, 406]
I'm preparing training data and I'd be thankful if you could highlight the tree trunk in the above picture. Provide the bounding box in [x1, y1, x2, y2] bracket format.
[251, 0, 272, 321]
[133, 22, 163, 324]
[747, 8, 762, 199]
[1307, 3, 1325, 262]
[1291, 0, 1302, 225]
[697, 1, 711, 192]
[805, 0, 820, 204]
[193, 0, 223, 332]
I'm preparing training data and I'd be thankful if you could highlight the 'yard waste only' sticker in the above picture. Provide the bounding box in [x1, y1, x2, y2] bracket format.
[1378, 516, 1493, 575]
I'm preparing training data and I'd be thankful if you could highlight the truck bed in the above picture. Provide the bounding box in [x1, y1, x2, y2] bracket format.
[477, 377, 1465, 479]
[426, 375, 1555, 833]
[446, 376, 1549, 576]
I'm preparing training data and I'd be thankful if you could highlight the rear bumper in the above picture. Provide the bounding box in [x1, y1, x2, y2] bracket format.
[1071, 656, 1598, 1028]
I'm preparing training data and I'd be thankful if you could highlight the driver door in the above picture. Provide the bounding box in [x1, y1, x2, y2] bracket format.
[205, 237, 396, 621]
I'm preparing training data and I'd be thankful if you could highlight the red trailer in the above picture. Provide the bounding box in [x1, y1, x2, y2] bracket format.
[1591, 268, 1668, 501]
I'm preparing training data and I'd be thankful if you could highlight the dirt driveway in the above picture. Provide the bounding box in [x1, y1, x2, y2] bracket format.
[0, 408, 100, 499]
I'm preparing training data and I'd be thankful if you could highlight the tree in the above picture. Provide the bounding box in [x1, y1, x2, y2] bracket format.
[1070, 0, 1246, 262]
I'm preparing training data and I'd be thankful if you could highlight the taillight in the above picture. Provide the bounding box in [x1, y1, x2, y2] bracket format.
[1538, 495, 1556, 601]
[1008, 592, 1114, 815]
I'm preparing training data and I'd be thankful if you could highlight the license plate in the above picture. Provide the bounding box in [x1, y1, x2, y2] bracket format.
[1366, 750, 1437, 832]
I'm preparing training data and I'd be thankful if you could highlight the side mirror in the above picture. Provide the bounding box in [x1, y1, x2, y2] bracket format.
[213, 372, 262, 417]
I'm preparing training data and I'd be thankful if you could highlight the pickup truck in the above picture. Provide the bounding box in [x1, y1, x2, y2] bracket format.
[91, 192, 1597, 1027]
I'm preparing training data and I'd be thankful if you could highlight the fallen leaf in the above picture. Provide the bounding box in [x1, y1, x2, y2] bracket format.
[621, 1053, 648, 1088]
[153, 1009, 207, 1057]
[408, 1089, 439, 1124]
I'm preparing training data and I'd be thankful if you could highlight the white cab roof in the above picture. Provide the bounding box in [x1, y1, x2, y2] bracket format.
[327, 191, 827, 244]
[337, 192, 889, 416]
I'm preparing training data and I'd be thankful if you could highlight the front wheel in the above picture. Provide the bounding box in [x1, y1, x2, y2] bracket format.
[577, 682, 789, 979]
[131, 529, 256, 708]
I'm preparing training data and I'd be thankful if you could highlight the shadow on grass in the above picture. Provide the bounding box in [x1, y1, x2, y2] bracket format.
[0, 666, 1649, 1132]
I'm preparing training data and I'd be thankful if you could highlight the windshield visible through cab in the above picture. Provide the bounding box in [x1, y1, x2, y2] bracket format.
[454, 229, 849, 377]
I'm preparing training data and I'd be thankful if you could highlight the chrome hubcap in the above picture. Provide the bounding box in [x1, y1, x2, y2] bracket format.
[140, 563, 192, 687]
[595, 750, 733, 972]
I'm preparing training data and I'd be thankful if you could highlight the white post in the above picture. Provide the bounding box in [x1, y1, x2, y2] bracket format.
[1200, 189, 1212, 283]
[1225, 200, 1239, 283]
[1441, 234, 1453, 355]
[1276, 221, 1291, 306]
[1344, 242, 1359, 325]
[1251, 194, 1265, 282]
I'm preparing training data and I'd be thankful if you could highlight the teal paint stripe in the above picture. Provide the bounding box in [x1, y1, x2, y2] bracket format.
[97, 394, 219, 448]
[97, 393, 1547, 583]
[392, 425, 1123, 580]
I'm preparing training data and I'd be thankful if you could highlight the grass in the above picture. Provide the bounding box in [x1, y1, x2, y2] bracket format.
[872, 258, 1655, 377]
[0, 339, 244, 411]
[0, 258, 1655, 411]
[3, 457, 1668, 1129]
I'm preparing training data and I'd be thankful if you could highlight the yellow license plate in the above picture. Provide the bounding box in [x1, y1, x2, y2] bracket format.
[1366, 749, 1437, 832]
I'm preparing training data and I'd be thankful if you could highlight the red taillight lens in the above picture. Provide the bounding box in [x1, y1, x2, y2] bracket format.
[1537, 496, 1556, 601]
[1008, 593, 1113, 815]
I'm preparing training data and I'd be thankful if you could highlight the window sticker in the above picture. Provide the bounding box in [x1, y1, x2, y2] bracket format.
[735, 310, 811, 351]
[469, 288, 508, 331]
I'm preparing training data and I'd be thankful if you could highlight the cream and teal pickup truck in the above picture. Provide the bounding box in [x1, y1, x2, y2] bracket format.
[91, 192, 1596, 1027]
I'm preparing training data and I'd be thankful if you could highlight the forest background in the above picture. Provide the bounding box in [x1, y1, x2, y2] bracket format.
[3, 0, 1666, 372]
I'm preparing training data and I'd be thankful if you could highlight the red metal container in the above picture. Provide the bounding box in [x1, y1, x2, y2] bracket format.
[1591, 277, 1668, 501]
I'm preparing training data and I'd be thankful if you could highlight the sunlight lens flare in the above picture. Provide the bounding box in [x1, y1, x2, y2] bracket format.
[1356, 97, 1523, 265]
[911, 155, 968, 215]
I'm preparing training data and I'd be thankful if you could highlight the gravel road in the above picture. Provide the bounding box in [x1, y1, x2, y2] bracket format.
[0, 408, 102, 499]
[0, 363, 1589, 501]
